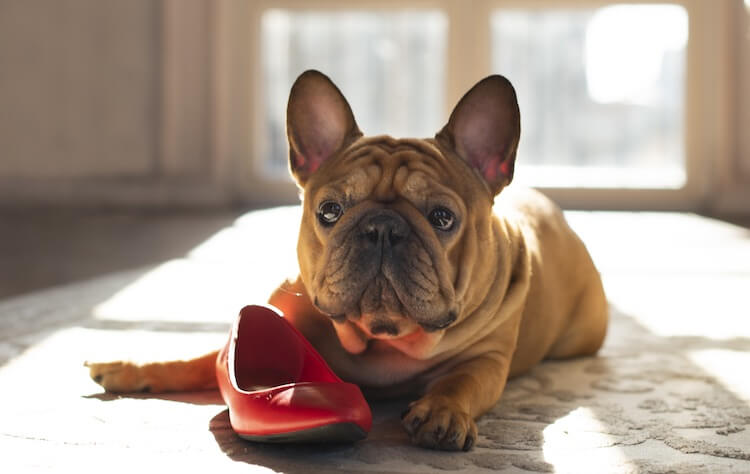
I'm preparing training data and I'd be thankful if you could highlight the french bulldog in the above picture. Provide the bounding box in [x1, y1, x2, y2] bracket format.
[87, 70, 608, 451]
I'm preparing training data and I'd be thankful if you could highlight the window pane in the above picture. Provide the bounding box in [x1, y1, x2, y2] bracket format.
[492, 5, 688, 188]
[261, 10, 447, 176]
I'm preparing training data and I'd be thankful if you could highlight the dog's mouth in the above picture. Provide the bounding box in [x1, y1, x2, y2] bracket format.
[314, 283, 458, 338]
[315, 301, 458, 358]
[323, 310, 446, 358]
[312, 267, 458, 357]
[315, 263, 457, 332]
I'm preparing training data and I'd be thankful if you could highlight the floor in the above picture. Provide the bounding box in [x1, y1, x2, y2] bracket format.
[0, 209, 242, 299]
[1, 207, 749, 473]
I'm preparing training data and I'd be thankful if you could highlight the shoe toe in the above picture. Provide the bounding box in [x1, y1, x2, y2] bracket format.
[227, 382, 371, 441]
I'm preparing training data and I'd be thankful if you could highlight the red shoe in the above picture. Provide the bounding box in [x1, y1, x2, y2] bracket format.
[216, 305, 372, 443]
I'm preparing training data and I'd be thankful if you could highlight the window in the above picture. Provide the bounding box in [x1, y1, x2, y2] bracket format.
[492, 5, 688, 189]
[261, 10, 447, 176]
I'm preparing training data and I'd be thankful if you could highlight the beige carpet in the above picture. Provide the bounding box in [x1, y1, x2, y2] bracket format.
[1, 207, 749, 473]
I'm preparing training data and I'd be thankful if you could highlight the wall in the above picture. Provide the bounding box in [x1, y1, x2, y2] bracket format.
[0, 0, 223, 208]
[0, 0, 159, 180]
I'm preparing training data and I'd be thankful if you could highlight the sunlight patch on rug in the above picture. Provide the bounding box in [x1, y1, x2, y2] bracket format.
[542, 406, 634, 473]
[689, 349, 750, 402]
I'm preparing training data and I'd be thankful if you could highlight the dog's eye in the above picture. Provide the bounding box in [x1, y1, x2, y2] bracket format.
[428, 207, 455, 231]
[317, 201, 343, 226]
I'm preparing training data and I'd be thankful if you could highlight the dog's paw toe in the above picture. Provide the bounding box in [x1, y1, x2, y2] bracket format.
[401, 395, 478, 451]
[84, 360, 154, 393]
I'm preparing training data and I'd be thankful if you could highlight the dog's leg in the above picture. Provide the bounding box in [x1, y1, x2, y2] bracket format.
[85, 350, 219, 393]
[401, 353, 512, 451]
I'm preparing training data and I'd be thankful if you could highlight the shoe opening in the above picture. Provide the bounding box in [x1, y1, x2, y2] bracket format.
[233, 307, 305, 392]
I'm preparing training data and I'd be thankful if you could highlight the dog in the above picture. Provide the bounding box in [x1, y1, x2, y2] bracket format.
[87, 70, 608, 451]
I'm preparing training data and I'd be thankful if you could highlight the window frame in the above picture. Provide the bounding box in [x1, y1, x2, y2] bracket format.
[212, 0, 736, 210]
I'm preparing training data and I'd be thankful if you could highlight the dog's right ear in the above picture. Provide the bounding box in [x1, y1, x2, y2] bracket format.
[286, 70, 362, 186]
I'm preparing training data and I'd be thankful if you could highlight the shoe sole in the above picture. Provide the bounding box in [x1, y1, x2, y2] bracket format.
[236, 422, 367, 444]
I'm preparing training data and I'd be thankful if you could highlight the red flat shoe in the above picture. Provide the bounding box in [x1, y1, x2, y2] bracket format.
[216, 305, 372, 443]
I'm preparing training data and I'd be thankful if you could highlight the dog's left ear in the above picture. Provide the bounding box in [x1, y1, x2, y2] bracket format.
[436, 75, 520, 195]
[286, 70, 363, 186]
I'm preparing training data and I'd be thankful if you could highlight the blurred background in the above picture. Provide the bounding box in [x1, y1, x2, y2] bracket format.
[1, 0, 749, 299]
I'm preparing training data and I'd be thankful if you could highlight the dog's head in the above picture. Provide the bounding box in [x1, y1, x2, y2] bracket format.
[287, 70, 520, 357]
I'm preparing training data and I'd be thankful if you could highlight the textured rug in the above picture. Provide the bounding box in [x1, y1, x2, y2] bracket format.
[1, 208, 749, 473]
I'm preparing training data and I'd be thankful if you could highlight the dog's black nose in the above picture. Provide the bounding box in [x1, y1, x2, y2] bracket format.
[360, 211, 410, 247]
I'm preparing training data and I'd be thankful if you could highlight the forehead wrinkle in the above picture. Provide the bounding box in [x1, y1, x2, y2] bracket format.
[396, 166, 428, 200]
[343, 136, 446, 165]
[398, 168, 464, 212]
[316, 164, 380, 205]
[339, 137, 459, 202]
[344, 164, 380, 202]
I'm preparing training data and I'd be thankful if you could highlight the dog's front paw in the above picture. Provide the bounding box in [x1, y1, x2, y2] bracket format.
[84, 360, 157, 393]
[401, 394, 478, 451]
